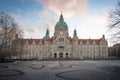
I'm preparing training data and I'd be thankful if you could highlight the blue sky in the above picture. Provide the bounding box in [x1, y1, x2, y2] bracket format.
[0, 0, 118, 43]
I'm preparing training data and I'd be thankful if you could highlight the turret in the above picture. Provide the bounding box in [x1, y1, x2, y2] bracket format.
[100, 34, 108, 58]
[73, 29, 78, 42]
[101, 34, 108, 45]
[44, 28, 50, 43]
[44, 27, 50, 39]
[102, 34, 105, 40]
[73, 29, 78, 39]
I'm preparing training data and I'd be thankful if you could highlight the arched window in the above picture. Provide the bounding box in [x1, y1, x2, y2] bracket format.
[59, 53, 63, 58]
[59, 38, 64, 41]
[54, 53, 57, 58]
[66, 53, 68, 58]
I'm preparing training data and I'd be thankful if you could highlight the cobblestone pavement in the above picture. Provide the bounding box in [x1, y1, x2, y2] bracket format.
[0, 60, 120, 80]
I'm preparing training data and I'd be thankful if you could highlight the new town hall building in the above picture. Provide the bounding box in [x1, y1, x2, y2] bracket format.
[18, 14, 108, 60]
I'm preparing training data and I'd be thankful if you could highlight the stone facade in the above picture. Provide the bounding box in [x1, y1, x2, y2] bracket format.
[18, 14, 108, 60]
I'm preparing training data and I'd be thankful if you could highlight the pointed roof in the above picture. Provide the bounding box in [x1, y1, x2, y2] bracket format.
[59, 12, 64, 21]
[73, 29, 78, 39]
[55, 12, 68, 29]
[44, 27, 50, 38]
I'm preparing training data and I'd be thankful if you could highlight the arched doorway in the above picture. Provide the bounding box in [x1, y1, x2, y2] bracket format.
[66, 53, 68, 58]
[59, 53, 63, 58]
[54, 53, 57, 58]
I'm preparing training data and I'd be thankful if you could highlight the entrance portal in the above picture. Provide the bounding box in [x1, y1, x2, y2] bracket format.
[59, 53, 63, 58]
[66, 53, 68, 58]
[54, 53, 57, 58]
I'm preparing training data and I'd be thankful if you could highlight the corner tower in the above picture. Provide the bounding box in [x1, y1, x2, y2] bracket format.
[54, 13, 69, 37]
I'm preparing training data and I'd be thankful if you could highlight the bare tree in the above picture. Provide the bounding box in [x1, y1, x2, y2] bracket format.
[0, 12, 22, 61]
[108, 1, 120, 44]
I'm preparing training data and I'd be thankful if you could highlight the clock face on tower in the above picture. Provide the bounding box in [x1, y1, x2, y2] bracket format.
[60, 31, 63, 35]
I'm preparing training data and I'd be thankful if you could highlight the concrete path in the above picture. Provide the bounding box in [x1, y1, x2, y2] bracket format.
[0, 60, 120, 80]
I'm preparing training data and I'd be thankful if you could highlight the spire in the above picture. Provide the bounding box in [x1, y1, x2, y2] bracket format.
[59, 12, 64, 21]
[44, 27, 50, 38]
[102, 34, 105, 38]
[73, 28, 78, 39]
[102, 34, 105, 40]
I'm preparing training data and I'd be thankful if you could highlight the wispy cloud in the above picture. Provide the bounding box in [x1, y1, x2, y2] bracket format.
[11, 12, 43, 38]
[38, 0, 88, 18]
[38, 10, 54, 22]
[23, 28, 40, 36]
[38, 10, 55, 32]
[76, 12, 109, 38]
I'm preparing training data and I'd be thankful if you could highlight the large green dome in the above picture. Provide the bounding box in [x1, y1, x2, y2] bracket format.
[55, 21, 68, 28]
[55, 14, 68, 29]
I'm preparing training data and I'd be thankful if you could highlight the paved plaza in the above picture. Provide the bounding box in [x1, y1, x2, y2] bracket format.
[0, 60, 120, 80]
